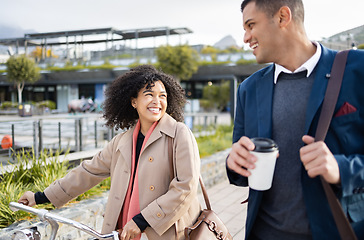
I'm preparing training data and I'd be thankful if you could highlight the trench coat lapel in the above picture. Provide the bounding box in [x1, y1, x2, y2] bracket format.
[115, 114, 176, 168]
[143, 128, 162, 151]
[141, 114, 176, 152]
[304, 46, 336, 134]
[256, 65, 274, 138]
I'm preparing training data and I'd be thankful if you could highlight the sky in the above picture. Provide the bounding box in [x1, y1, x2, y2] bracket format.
[1, 0, 363, 50]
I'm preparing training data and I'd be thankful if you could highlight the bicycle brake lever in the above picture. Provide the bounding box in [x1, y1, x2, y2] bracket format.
[112, 230, 120, 240]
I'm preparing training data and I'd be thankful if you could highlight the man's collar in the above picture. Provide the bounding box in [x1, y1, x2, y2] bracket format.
[274, 42, 321, 84]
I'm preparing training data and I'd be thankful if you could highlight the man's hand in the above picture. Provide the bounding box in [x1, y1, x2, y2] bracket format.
[119, 220, 141, 240]
[227, 136, 257, 177]
[300, 135, 340, 184]
[18, 191, 36, 206]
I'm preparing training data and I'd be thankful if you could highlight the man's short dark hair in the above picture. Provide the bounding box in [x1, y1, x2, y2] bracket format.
[241, 0, 304, 23]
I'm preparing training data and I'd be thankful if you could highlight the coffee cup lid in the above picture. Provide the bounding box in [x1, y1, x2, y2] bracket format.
[251, 138, 278, 152]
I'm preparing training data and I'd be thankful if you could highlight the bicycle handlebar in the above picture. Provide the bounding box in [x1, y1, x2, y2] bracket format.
[9, 202, 119, 240]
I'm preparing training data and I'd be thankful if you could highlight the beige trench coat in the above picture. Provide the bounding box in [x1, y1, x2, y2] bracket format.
[44, 114, 201, 239]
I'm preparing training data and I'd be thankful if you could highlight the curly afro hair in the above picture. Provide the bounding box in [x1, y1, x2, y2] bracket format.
[102, 65, 187, 130]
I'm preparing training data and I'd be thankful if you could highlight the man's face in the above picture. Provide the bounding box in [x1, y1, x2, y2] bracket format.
[242, 2, 280, 64]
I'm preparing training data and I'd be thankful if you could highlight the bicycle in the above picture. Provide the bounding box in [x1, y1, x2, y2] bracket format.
[9, 202, 119, 240]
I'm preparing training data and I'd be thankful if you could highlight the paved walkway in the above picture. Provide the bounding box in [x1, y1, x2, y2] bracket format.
[199, 178, 249, 239]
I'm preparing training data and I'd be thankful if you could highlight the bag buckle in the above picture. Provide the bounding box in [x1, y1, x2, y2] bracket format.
[208, 221, 217, 231]
[207, 220, 224, 239]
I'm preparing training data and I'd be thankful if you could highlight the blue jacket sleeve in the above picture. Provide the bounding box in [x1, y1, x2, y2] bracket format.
[336, 154, 364, 197]
[226, 83, 248, 187]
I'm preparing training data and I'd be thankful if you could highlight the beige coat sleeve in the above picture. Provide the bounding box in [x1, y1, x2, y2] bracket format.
[44, 134, 121, 208]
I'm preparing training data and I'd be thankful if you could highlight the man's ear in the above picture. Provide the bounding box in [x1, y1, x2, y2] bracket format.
[277, 6, 292, 28]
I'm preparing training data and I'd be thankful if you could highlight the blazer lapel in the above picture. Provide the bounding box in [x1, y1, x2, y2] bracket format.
[304, 46, 336, 134]
[256, 65, 274, 138]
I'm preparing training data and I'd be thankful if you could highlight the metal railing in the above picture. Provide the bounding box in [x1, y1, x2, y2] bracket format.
[0, 114, 123, 164]
[0, 112, 228, 164]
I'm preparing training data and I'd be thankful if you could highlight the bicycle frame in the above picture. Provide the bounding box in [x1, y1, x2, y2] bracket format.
[9, 202, 119, 240]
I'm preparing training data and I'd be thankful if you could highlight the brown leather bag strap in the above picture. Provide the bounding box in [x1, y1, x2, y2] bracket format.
[199, 176, 212, 210]
[315, 49, 357, 240]
[168, 136, 179, 240]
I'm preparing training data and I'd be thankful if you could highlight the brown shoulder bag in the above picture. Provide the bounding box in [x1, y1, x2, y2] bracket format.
[184, 177, 233, 240]
[167, 137, 233, 240]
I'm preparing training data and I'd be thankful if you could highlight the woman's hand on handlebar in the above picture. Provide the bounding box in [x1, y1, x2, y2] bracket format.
[18, 191, 36, 206]
[118, 220, 141, 240]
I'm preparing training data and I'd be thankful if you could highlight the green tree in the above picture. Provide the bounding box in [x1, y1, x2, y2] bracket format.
[200, 45, 219, 62]
[200, 45, 219, 55]
[155, 45, 199, 81]
[226, 46, 243, 53]
[200, 81, 230, 111]
[6, 55, 40, 104]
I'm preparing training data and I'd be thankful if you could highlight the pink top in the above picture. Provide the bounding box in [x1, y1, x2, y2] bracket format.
[121, 120, 159, 239]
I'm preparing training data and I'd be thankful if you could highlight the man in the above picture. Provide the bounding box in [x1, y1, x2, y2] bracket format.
[226, 0, 364, 239]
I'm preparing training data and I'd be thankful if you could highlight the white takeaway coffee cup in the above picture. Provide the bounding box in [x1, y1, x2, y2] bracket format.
[248, 138, 279, 191]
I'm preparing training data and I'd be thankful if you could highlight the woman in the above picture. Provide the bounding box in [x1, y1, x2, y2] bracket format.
[18, 65, 201, 240]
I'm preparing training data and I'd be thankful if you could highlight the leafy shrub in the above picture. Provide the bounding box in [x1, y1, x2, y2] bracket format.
[0, 172, 30, 228]
[196, 125, 233, 158]
[0, 101, 18, 109]
[35, 100, 56, 110]
[0, 148, 110, 228]
[47, 65, 85, 72]
[88, 65, 115, 70]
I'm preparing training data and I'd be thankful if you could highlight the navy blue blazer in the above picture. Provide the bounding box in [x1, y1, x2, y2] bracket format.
[227, 45, 364, 240]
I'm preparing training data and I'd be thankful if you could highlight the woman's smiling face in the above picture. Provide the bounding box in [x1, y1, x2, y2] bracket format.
[131, 80, 167, 134]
